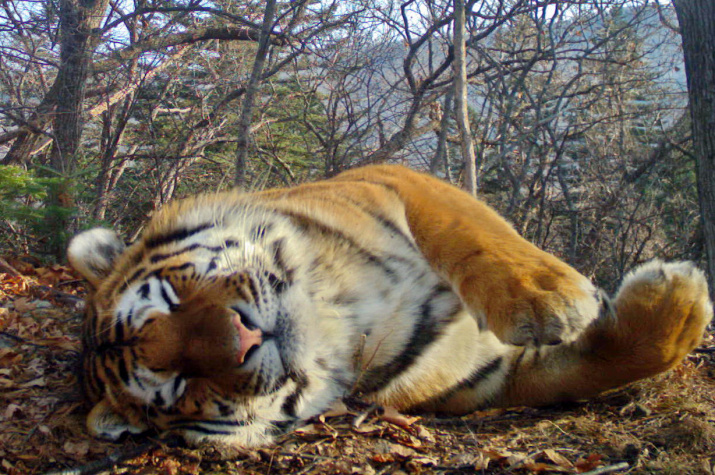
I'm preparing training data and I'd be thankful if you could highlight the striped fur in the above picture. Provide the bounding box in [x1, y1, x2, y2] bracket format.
[68, 165, 712, 447]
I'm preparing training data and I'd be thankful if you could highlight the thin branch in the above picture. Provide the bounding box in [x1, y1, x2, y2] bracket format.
[94, 26, 288, 74]
[580, 462, 630, 475]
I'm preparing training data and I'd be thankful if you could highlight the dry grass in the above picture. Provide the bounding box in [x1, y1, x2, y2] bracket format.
[1, 264, 714, 475]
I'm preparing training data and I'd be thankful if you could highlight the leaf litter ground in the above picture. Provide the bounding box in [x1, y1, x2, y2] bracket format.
[1, 257, 715, 475]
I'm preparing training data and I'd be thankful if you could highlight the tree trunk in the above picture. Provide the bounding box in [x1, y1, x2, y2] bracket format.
[235, 0, 277, 188]
[41, 0, 109, 258]
[673, 0, 715, 300]
[453, 0, 477, 195]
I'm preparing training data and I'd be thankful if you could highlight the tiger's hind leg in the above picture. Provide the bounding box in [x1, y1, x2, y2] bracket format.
[492, 260, 712, 408]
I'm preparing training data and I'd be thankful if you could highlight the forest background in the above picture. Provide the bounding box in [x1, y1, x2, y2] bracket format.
[1, 0, 713, 295]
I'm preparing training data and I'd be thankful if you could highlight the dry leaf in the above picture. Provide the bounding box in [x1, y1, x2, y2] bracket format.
[19, 376, 46, 388]
[33, 337, 79, 351]
[447, 452, 490, 469]
[575, 453, 604, 472]
[506, 451, 530, 467]
[543, 449, 575, 469]
[63, 440, 90, 459]
[409, 455, 438, 466]
[523, 461, 572, 473]
[12, 298, 36, 313]
[4, 403, 22, 420]
[35, 265, 75, 286]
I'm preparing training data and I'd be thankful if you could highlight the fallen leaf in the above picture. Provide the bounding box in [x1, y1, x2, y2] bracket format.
[12, 298, 36, 313]
[506, 451, 530, 467]
[575, 453, 604, 472]
[63, 440, 90, 459]
[33, 337, 79, 351]
[4, 403, 22, 420]
[447, 452, 490, 469]
[19, 376, 46, 388]
[524, 461, 572, 473]
[544, 449, 575, 469]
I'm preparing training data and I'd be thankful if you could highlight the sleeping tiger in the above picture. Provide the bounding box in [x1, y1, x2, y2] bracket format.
[67, 164, 712, 447]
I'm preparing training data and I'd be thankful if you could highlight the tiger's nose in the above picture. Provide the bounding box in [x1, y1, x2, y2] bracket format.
[232, 314, 263, 364]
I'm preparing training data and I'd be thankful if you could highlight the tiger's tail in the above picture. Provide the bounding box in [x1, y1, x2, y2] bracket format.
[496, 261, 712, 408]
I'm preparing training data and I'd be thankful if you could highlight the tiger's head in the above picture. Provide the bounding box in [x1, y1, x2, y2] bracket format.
[67, 205, 348, 447]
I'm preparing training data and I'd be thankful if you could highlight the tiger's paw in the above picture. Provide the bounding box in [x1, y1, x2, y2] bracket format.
[461, 267, 604, 347]
[608, 260, 712, 357]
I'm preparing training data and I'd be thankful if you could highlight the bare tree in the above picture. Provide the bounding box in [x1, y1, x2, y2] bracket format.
[453, 0, 477, 194]
[234, 0, 278, 188]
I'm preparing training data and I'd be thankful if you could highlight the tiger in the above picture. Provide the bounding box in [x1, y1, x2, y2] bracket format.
[67, 164, 712, 448]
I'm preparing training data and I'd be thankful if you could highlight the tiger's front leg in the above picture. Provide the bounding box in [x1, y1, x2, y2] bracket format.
[333, 165, 602, 346]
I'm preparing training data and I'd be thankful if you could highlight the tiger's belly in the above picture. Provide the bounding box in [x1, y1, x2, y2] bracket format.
[300, 219, 510, 414]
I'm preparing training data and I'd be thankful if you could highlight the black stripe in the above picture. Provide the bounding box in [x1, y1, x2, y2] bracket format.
[132, 371, 146, 391]
[270, 238, 295, 283]
[168, 418, 249, 427]
[176, 425, 234, 435]
[152, 391, 165, 406]
[356, 284, 458, 394]
[114, 319, 124, 342]
[167, 262, 195, 271]
[460, 356, 504, 389]
[245, 275, 260, 303]
[138, 282, 150, 299]
[171, 376, 184, 396]
[159, 281, 179, 311]
[145, 223, 214, 249]
[207, 258, 218, 272]
[251, 223, 272, 240]
[119, 268, 147, 293]
[149, 243, 200, 263]
[281, 372, 309, 418]
[117, 357, 130, 384]
[149, 240, 243, 264]
[340, 196, 417, 251]
[215, 400, 232, 417]
[276, 209, 403, 283]
[266, 272, 287, 294]
[425, 356, 505, 407]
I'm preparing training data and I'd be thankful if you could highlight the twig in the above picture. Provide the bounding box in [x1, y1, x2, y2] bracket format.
[352, 403, 379, 429]
[277, 452, 328, 461]
[580, 462, 630, 475]
[43, 436, 182, 475]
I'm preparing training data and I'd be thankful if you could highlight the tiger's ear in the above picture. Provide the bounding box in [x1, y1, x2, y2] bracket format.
[67, 228, 125, 287]
[87, 399, 147, 440]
